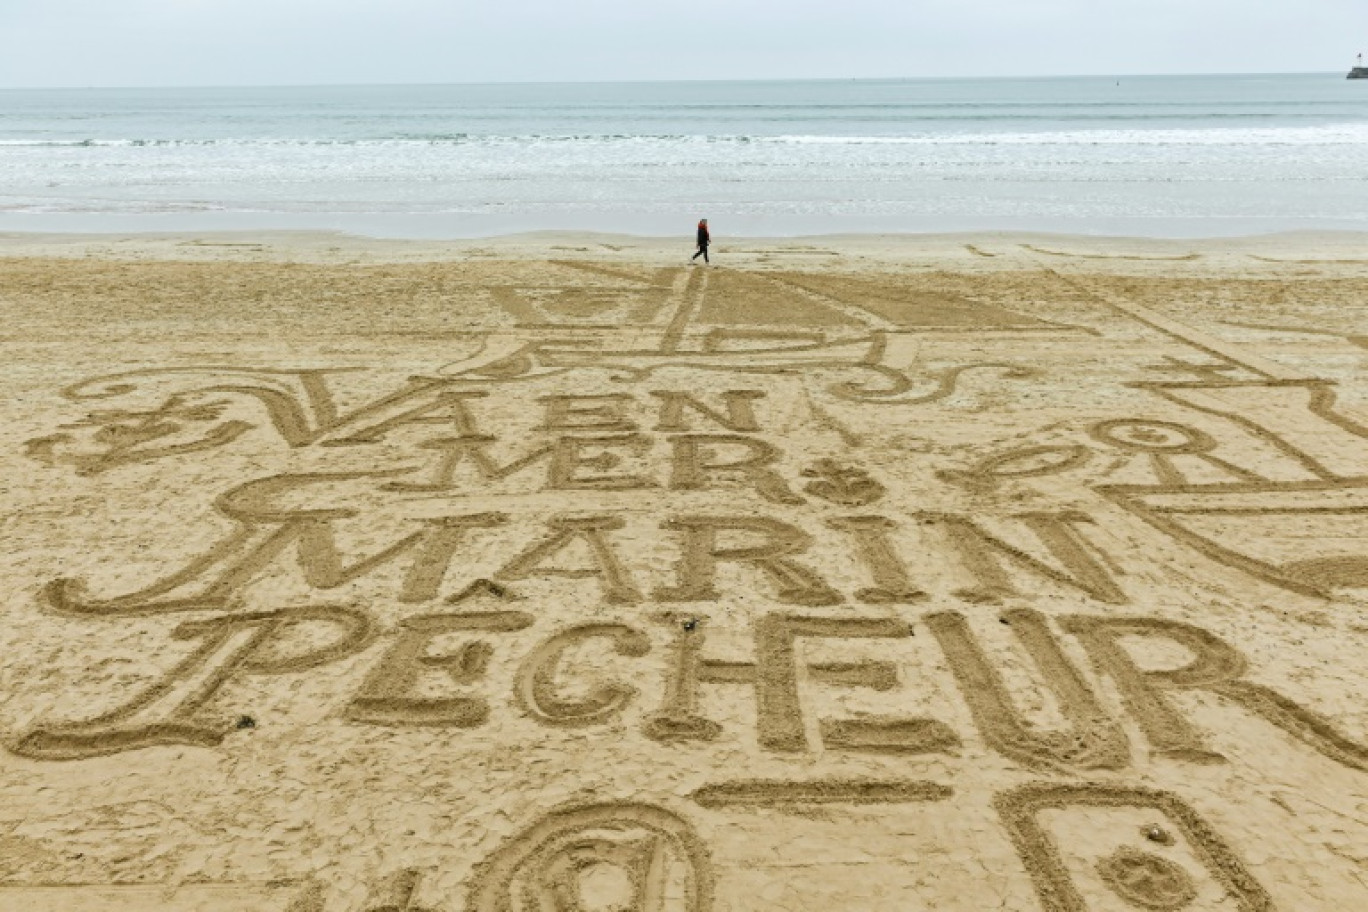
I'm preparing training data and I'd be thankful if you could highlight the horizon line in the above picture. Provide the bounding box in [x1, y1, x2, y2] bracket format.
[0, 70, 1346, 92]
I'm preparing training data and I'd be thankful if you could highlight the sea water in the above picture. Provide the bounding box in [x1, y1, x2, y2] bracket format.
[1, 74, 1366, 237]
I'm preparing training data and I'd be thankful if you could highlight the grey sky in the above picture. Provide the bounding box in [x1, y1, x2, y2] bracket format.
[1, 0, 1363, 87]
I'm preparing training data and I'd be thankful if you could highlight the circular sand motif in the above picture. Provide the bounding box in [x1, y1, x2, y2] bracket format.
[468, 802, 712, 912]
[1095, 846, 1198, 910]
[1089, 419, 1216, 454]
[972, 444, 1092, 480]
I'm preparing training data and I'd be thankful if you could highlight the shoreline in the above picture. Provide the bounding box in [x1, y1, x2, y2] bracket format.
[2, 226, 1368, 255]
[3, 212, 1367, 243]
[2, 226, 1366, 274]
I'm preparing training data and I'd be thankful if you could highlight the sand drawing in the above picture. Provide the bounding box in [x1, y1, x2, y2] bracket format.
[925, 610, 1131, 772]
[1131, 379, 1368, 480]
[1021, 243, 1202, 262]
[747, 272, 904, 330]
[45, 364, 404, 450]
[800, 459, 886, 505]
[359, 868, 434, 912]
[667, 435, 804, 504]
[493, 267, 676, 325]
[326, 389, 493, 446]
[40, 466, 1066, 617]
[446, 577, 520, 603]
[643, 612, 959, 755]
[1218, 321, 1368, 357]
[383, 433, 655, 493]
[802, 389, 864, 447]
[498, 515, 645, 603]
[1087, 378, 1368, 598]
[437, 328, 876, 386]
[642, 614, 724, 744]
[400, 256, 1054, 399]
[762, 270, 1089, 333]
[688, 779, 952, 809]
[654, 516, 842, 606]
[540, 393, 641, 433]
[1050, 272, 1299, 381]
[514, 623, 652, 727]
[908, 294, 1368, 601]
[13, 604, 375, 760]
[1088, 418, 1264, 486]
[41, 480, 519, 616]
[285, 881, 328, 912]
[1218, 319, 1353, 338]
[346, 610, 534, 728]
[1062, 614, 1368, 771]
[24, 393, 253, 475]
[651, 389, 764, 433]
[818, 716, 963, 755]
[0, 881, 318, 912]
[660, 267, 710, 352]
[825, 515, 926, 603]
[15, 603, 1365, 773]
[916, 511, 1127, 604]
[995, 783, 1274, 912]
[1143, 355, 1246, 381]
[40, 485, 1149, 624]
[1246, 254, 1368, 265]
[10, 248, 1368, 908]
[1095, 846, 1199, 910]
[806, 658, 900, 690]
[466, 802, 713, 912]
[20, 252, 1059, 484]
[826, 358, 1039, 405]
[936, 443, 1092, 492]
[1095, 478, 1368, 598]
[25, 339, 1038, 482]
[433, 331, 1039, 407]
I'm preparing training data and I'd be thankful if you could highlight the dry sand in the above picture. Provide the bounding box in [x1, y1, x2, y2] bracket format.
[1, 229, 1367, 910]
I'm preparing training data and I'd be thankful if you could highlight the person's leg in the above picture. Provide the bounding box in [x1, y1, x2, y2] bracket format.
[702, 245, 709, 263]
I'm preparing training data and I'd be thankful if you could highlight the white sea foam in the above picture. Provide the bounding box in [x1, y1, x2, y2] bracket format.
[2, 75, 1367, 235]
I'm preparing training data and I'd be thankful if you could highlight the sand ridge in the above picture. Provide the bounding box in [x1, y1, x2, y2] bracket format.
[0, 231, 1367, 910]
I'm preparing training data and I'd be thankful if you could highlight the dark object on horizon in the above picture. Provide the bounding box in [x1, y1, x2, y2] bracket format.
[1350, 52, 1368, 79]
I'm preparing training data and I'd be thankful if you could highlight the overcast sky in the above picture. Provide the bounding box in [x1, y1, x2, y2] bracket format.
[1, 0, 1363, 87]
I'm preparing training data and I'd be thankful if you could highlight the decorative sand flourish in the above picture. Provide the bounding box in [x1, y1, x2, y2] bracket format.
[1, 232, 1367, 909]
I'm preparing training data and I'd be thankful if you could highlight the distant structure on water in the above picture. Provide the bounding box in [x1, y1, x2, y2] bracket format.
[1350, 52, 1368, 79]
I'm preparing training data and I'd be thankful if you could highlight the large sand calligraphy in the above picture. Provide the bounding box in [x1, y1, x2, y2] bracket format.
[2, 238, 1366, 909]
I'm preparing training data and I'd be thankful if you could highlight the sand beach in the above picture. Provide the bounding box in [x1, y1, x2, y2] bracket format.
[1, 228, 1367, 910]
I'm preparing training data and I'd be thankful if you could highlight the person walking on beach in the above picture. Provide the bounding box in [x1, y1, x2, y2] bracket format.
[690, 218, 710, 264]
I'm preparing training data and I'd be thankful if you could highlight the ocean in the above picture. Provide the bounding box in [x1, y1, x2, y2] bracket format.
[1, 74, 1366, 238]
